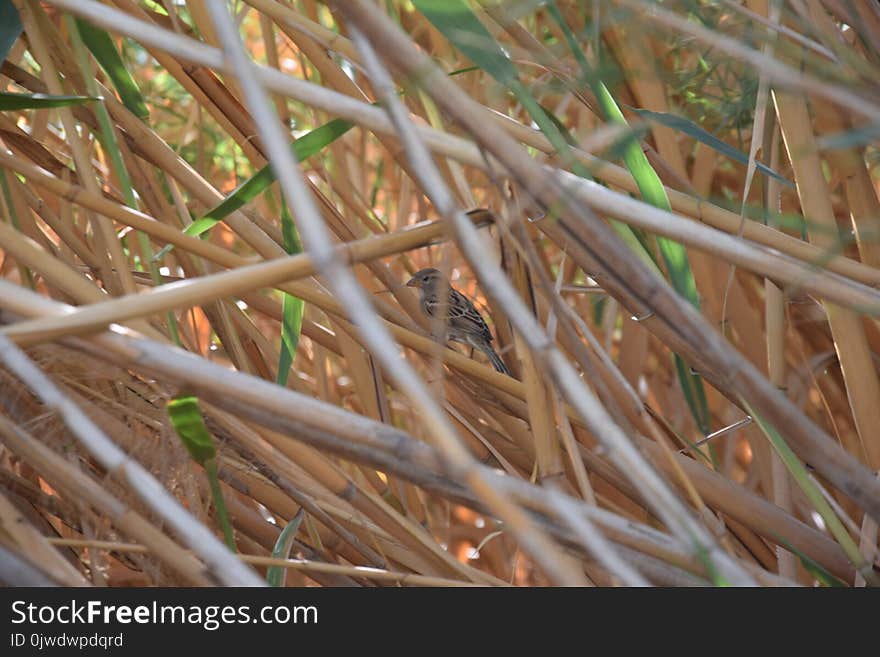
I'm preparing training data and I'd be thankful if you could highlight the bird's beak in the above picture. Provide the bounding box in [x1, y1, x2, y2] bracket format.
[406, 277, 418, 287]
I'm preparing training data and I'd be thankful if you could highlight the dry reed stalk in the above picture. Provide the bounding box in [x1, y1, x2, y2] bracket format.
[0, 333, 263, 585]
[340, 3, 755, 585]
[0, 415, 214, 585]
[0, 489, 90, 586]
[753, 61, 800, 578]
[774, 89, 880, 471]
[205, 1, 587, 586]
[14, 0, 135, 298]
[0, 270, 855, 580]
[40, 0, 880, 290]
[45, 538, 494, 587]
[2, 0, 878, 587]
[509, 260, 563, 482]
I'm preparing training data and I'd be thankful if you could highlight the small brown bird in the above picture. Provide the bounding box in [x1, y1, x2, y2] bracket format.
[406, 268, 510, 375]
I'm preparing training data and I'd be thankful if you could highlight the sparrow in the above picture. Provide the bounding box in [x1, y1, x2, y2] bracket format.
[406, 268, 510, 375]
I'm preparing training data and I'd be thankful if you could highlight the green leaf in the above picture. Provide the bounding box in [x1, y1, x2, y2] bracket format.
[674, 355, 712, 439]
[167, 395, 236, 551]
[0, 91, 99, 111]
[694, 541, 730, 587]
[74, 18, 149, 120]
[626, 106, 793, 188]
[266, 508, 305, 587]
[166, 395, 216, 464]
[154, 117, 353, 260]
[204, 458, 236, 552]
[608, 98, 710, 432]
[747, 403, 877, 584]
[0, 0, 22, 64]
[276, 200, 304, 387]
[413, 0, 517, 85]
[416, 0, 581, 176]
[775, 537, 847, 587]
[546, 2, 711, 434]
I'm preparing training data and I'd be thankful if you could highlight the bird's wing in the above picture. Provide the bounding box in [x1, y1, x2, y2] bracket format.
[423, 286, 494, 343]
[447, 289, 493, 343]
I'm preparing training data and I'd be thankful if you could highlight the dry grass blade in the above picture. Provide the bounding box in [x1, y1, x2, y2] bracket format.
[1, 0, 878, 587]
[0, 333, 262, 585]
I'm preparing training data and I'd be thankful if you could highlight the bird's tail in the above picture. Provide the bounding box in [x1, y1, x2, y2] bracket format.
[479, 344, 510, 376]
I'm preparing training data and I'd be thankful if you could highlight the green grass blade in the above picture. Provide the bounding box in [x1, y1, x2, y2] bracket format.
[0, 91, 98, 110]
[417, 0, 667, 280]
[626, 106, 793, 188]
[0, 171, 35, 290]
[674, 354, 713, 445]
[546, 2, 710, 434]
[181, 164, 279, 240]
[74, 18, 149, 120]
[66, 15, 181, 346]
[203, 458, 236, 552]
[594, 83, 701, 301]
[276, 199, 304, 387]
[266, 508, 305, 587]
[775, 537, 847, 587]
[167, 395, 236, 552]
[747, 403, 877, 584]
[413, 0, 517, 85]
[166, 395, 216, 465]
[154, 117, 353, 260]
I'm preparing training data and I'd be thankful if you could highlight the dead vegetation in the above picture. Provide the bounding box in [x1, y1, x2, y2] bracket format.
[1, 0, 879, 586]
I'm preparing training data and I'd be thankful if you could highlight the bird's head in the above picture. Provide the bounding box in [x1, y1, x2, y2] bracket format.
[406, 267, 443, 290]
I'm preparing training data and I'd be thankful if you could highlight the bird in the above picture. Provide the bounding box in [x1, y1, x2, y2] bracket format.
[406, 267, 510, 375]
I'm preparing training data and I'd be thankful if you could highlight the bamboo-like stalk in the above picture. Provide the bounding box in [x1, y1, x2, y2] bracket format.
[14, 0, 136, 298]
[764, 138, 798, 581]
[37, 0, 880, 289]
[45, 538, 497, 587]
[774, 88, 880, 471]
[5, 0, 879, 588]
[0, 283, 855, 579]
[0, 415, 213, 585]
[341, 5, 755, 585]
[204, 1, 587, 587]
[617, 0, 880, 121]
[0, 333, 263, 585]
[0, 489, 90, 586]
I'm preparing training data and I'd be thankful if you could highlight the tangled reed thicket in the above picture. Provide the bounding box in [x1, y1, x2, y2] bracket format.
[1, 0, 879, 587]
